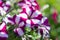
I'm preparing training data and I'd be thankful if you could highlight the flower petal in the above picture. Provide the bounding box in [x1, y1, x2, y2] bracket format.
[31, 19, 40, 25]
[0, 22, 8, 40]
[19, 13, 28, 21]
[18, 21, 25, 27]
[15, 15, 20, 24]
[26, 19, 31, 27]
[14, 28, 24, 36]
[31, 10, 42, 19]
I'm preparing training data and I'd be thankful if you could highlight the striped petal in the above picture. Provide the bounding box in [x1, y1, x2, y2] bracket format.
[18, 21, 25, 27]
[15, 15, 20, 24]
[19, 13, 28, 21]
[18, 1, 25, 7]
[40, 17, 50, 31]
[38, 17, 50, 38]
[26, 19, 31, 27]
[31, 10, 42, 19]
[40, 17, 48, 24]
[0, 32, 8, 38]
[14, 28, 24, 36]
[4, 1, 11, 12]
[25, 19, 40, 28]
[25, 0, 31, 6]
[0, 22, 8, 40]
[31, 19, 40, 25]
[22, 4, 32, 16]
[32, 1, 40, 10]
[0, 22, 6, 31]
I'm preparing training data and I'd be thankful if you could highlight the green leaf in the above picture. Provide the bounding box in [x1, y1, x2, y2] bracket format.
[25, 27, 31, 33]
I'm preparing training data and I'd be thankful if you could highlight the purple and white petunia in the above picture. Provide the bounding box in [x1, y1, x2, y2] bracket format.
[0, 0, 11, 16]
[0, 22, 8, 40]
[2, 0, 50, 39]
[38, 16, 50, 38]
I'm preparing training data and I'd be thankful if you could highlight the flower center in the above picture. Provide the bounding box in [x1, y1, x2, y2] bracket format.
[28, 16, 31, 19]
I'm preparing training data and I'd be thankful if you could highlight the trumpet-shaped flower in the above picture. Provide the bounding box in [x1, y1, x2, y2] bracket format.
[0, 22, 8, 40]
[0, 0, 11, 16]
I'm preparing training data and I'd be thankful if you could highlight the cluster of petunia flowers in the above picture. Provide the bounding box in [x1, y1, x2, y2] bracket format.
[0, 0, 50, 40]
[0, 0, 11, 16]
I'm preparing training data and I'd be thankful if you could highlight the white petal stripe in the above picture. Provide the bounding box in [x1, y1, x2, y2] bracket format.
[0, 22, 6, 30]
[0, 32, 8, 38]
[26, 19, 31, 27]
[18, 22, 25, 27]
[19, 13, 28, 19]
[31, 10, 41, 18]
[15, 15, 20, 24]
[31, 19, 40, 24]
[17, 28, 24, 36]
[40, 17, 47, 24]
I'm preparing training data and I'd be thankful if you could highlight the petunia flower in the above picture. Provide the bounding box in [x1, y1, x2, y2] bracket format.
[18, 0, 40, 11]
[38, 17, 50, 38]
[0, 0, 11, 16]
[0, 22, 8, 40]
